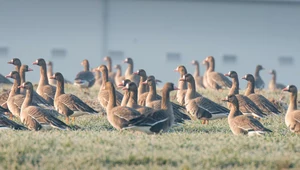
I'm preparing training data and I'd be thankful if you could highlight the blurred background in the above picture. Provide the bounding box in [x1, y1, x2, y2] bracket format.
[0, 0, 299, 88]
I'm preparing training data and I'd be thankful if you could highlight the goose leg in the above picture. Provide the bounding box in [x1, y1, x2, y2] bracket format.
[72, 117, 75, 124]
[9, 113, 13, 120]
[205, 120, 209, 125]
[66, 117, 69, 124]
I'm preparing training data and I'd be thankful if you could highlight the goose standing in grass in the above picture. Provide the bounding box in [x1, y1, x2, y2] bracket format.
[222, 94, 272, 136]
[174, 65, 188, 106]
[242, 74, 281, 115]
[134, 69, 154, 106]
[123, 57, 140, 86]
[104, 81, 169, 134]
[103, 56, 116, 84]
[50, 72, 98, 124]
[18, 82, 70, 131]
[114, 64, 125, 87]
[118, 79, 132, 106]
[224, 71, 267, 118]
[268, 69, 285, 91]
[204, 56, 232, 90]
[191, 60, 205, 90]
[180, 74, 229, 124]
[6, 71, 56, 118]
[97, 65, 123, 109]
[33, 58, 56, 105]
[144, 76, 190, 123]
[0, 106, 27, 130]
[74, 59, 95, 94]
[254, 65, 265, 89]
[282, 85, 300, 133]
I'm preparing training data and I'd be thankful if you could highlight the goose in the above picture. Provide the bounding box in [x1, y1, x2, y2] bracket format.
[50, 72, 98, 124]
[254, 65, 265, 89]
[242, 74, 281, 115]
[180, 74, 229, 124]
[18, 82, 70, 131]
[224, 71, 267, 118]
[33, 58, 56, 105]
[174, 65, 188, 106]
[268, 69, 285, 91]
[204, 56, 232, 90]
[202, 59, 209, 89]
[105, 81, 169, 134]
[74, 59, 95, 93]
[282, 85, 300, 133]
[103, 56, 116, 84]
[143, 76, 191, 123]
[6, 71, 56, 118]
[134, 69, 150, 106]
[97, 65, 123, 110]
[222, 94, 272, 136]
[123, 57, 140, 86]
[118, 79, 132, 106]
[191, 60, 205, 90]
[114, 64, 125, 87]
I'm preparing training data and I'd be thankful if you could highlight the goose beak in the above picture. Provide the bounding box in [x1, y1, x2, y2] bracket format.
[241, 76, 246, 80]
[27, 68, 33, 72]
[7, 60, 13, 64]
[49, 76, 55, 79]
[282, 87, 288, 91]
[18, 85, 24, 88]
[5, 74, 11, 78]
[122, 87, 128, 90]
[133, 72, 138, 75]
[224, 73, 229, 77]
[221, 99, 229, 102]
[174, 86, 180, 90]
[179, 78, 185, 81]
[32, 61, 38, 65]
[142, 80, 148, 85]
[117, 83, 124, 87]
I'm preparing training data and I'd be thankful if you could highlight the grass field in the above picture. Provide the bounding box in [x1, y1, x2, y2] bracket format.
[0, 84, 299, 170]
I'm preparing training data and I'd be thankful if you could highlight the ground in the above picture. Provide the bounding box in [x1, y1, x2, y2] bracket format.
[0, 84, 299, 170]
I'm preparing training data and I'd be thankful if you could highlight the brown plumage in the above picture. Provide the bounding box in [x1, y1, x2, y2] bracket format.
[33, 58, 56, 105]
[18, 82, 70, 131]
[144, 76, 190, 123]
[282, 85, 300, 133]
[191, 60, 205, 90]
[97, 65, 123, 110]
[105, 81, 169, 134]
[204, 56, 232, 90]
[180, 74, 229, 123]
[114, 64, 125, 87]
[50, 72, 98, 124]
[118, 79, 132, 107]
[47, 61, 72, 86]
[6, 71, 56, 118]
[254, 65, 265, 89]
[268, 69, 285, 91]
[224, 71, 267, 118]
[242, 74, 281, 115]
[74, 59, 95, 92]
[174, 65, 188, 106]
[103, 56, 116, 85]
[134, 69, 149, 106]
[123, 58, 140, 86]
[222, 94, 272, 136]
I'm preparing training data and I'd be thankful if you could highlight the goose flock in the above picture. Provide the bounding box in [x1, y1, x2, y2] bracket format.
[0, 56, 299, 135]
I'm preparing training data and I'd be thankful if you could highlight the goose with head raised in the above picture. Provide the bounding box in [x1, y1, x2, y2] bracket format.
[242, 74, 281, 115]
[103, 56, 116, 85]
[282, 85, 300, 133]
[114, 64, 125, 87]
[204, 56, 232, 90]
[123, 57, 140, 86]
[174, 65, 188, 106]
[224, 71, 267, 118]
[18, 82, 70, 131]
[254, 65, 265, 89]
[191, 60, 205, 90]
[180, 73, 229, 124]
[33, 58, 56, 105]
[222, 94, 272, 136]
[50, 72, 98, 124]
[74, 59, 95, 93]
[268, 69, 285, 91]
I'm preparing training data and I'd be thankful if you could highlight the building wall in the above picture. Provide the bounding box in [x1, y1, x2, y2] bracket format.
[0, 0, 299, 88]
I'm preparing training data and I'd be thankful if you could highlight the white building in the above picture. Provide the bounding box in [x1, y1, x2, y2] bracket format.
[0, 0, 299, 88]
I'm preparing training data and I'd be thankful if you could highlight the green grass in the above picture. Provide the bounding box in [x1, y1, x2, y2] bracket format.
[0, 85, 299, 170]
